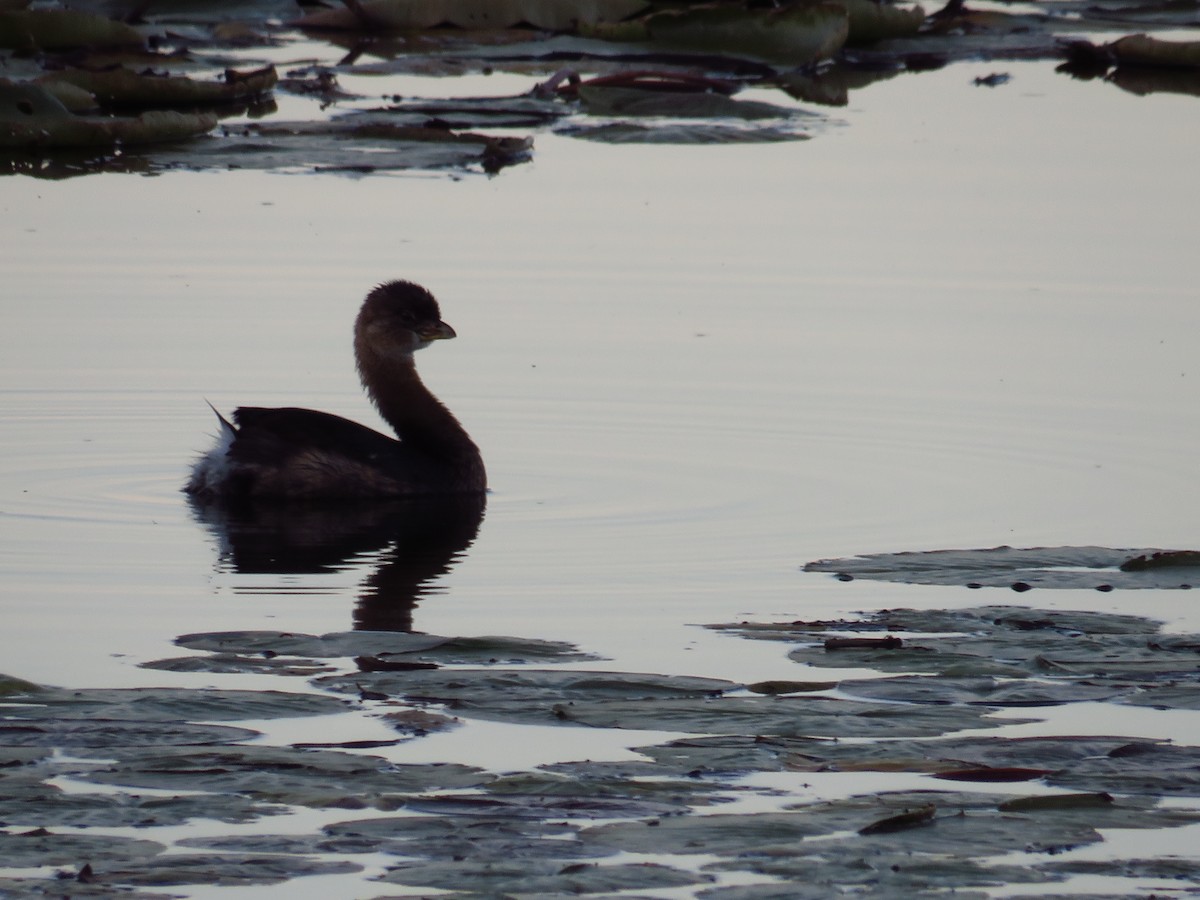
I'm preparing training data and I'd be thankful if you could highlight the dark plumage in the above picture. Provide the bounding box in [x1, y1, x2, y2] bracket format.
[185, 280, 485, 500]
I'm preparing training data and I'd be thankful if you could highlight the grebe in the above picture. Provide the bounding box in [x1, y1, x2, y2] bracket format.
[185, 280, 486, 500]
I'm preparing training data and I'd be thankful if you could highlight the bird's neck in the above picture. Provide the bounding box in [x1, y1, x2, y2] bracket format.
[357, 350, 477, 458]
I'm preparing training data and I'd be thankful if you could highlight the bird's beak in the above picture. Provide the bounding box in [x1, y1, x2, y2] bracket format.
[420, 320, 456, 342]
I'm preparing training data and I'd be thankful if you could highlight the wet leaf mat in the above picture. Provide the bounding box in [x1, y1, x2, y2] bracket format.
[2, 601, 1200, 896]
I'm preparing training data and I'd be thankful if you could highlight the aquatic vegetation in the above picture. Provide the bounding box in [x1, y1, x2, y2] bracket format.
[2, 602, 1200, 894]
[3, 0, 1196, 174]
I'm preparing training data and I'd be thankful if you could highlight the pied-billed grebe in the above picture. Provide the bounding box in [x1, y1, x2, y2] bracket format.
[185, 280, 486, 499]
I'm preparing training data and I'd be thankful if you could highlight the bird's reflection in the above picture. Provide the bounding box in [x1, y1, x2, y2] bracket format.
[187, 493, 486, 631]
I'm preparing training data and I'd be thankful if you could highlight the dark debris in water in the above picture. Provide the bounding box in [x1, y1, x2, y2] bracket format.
[4, 601, 1200, 894]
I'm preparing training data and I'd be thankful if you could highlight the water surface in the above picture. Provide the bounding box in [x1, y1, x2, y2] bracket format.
[2, 52, 1200, 895]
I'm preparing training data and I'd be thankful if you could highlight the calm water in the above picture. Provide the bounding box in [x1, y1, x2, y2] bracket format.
[2, 55, 1200, 893]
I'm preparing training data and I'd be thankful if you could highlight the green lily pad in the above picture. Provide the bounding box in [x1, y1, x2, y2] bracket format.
[38, 65, 278, 109]
[586, 3, 851, 67]
[294, 0, 651, 31]
[0, 79, 216, 149]
[0, 9, 144, 50]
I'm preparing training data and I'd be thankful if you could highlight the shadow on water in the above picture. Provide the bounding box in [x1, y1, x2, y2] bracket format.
[186, 492, 486, 632]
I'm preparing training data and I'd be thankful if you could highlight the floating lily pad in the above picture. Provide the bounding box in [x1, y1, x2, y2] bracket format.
[294, 0, 651, 31]
[318, 667, 735, 706]
[38, 65, 278, 109]
[85, 744, 490, 808]
[0, 80, 216, 149]
[139, 652, 335, 676]
[549, 693, 1026, 737]
[586, 3, 851, 67]
[3, 684, 350, 723]
[0, 829, 163, 869]
[557, 120, 810, 143]
[0, 786, 273, 829]
[155, 118, 533, 173]
[0, 674, 42, 696]
[0, 9, 144, 50]
[0, 878, 176, 899]
[803, 545, 1200, 589]
[317, 814, 613, 861]
[317, 664, 1024, 735]
[1039, 855, 1200, 882]
[633, 733, 823, 776]
[837, 675, 1122, 707]
[488, 767, 733, 807]
[168, 628, 595, 664]
[1045, 742, 1200, 798]
[402, 791, 691, 819]
[0, 716, 260, 751]
[374, 857, 709, 893]
[73, 853, 361, 887]
[710, 605, 1200, 692]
